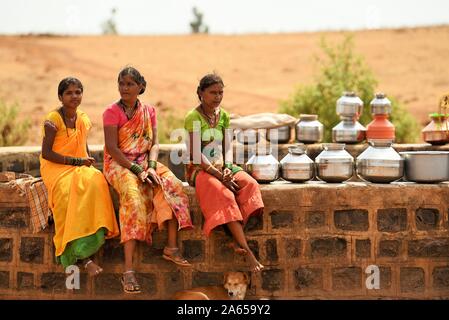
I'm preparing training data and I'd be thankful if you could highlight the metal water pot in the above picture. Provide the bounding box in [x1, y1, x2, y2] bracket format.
[245, 148, 280, 183]
[280, 144, 314, 182]
[235, 129, 259, 144]
[295, 114, 324, 143]
[332, 118, 366, 143]
[315, 143, 354, 183]
[356, 139, 404, 183]
[266, 125, 291, 144]
[336, 91, 364, 118]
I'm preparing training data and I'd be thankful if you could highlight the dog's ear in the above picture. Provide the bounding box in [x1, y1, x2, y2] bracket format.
[242, 272, 250, 285]
[223, 272, 230, 284]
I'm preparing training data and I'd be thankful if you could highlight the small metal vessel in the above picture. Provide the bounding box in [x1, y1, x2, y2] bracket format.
[315, 143, 354, 183]
[235, 129, 259, 144]
[245, 148, 280, 183]
[332, 118, 366, 143]
[295, 114, 324, 144]
[280, 144, 314, 182]
[356, 139, 403, 183]
[266, 125, 291, 144]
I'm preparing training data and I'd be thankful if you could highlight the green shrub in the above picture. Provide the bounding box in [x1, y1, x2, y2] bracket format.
[0, 100, 31, 146]
[157, 107, 186, 144]
[280, 34, 419, 143]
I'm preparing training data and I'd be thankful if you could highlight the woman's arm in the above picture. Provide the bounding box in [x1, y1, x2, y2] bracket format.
[103, 125, 133, 169]
[148, 126, 160, 161]
[41, 121, 94, 166]
[41, 122, 67, 165]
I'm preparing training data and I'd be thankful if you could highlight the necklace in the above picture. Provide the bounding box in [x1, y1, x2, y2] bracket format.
[200, 105, 219, 127]
[59, 107, 77, 137]
[119, 99, 138, 120]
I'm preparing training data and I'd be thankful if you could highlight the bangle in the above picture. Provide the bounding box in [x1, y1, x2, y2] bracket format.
[130, 163, 144, 175]
[67, 157, 83, 166]
[148, 160, 157, 170]
[205, 164, 213, 173]
[224, 163, 233, 170]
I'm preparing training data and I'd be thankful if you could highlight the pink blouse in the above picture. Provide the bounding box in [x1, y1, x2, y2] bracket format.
[103, 102, 157, 128]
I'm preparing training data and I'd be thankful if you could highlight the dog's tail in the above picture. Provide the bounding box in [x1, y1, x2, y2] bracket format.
[172, 291, 210, 300]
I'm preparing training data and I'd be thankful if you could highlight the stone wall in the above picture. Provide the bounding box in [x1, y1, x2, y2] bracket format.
[0, 144, 448, 299]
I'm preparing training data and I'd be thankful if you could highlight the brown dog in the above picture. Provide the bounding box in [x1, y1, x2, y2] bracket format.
[172, 272, 249, 300]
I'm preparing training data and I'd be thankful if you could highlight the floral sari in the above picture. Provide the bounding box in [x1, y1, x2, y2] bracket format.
[103, 102, 192, 244]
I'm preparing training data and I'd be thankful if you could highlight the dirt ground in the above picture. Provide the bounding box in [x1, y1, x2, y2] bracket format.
[1, 26, 448, 145]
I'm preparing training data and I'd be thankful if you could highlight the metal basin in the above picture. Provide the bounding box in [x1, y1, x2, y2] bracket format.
[399, 151, 449, 183]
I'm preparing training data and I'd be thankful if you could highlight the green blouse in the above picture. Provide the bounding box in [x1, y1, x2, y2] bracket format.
[184, 108, 242, 175]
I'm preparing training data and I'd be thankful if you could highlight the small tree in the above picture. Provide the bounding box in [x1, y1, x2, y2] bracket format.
[0, 100, 31, 146]
[280, 35, 419, 143]
[190, 7, 209, 34]
[101, 8, 118, 35]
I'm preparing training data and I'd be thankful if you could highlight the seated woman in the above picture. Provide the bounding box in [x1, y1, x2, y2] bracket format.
[184, 73, 264, 272]
[103, 66, 193, 294]
[40, 77, 120, 276]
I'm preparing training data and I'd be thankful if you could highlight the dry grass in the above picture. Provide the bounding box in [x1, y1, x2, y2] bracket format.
[1, 26, 448, 145]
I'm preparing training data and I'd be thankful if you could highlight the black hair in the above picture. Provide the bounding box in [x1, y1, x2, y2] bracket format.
[57, 77, 83, 97]
[196, 73, 224, 100]
[118, 66, 147, 95]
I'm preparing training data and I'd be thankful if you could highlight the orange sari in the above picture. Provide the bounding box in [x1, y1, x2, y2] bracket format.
[103, 102, 192, 244]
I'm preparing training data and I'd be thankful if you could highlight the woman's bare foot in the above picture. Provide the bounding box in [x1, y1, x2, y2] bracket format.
[227, 242, 248, 256]
[247, 253, 264, 273]
[84, 259, 103, 276]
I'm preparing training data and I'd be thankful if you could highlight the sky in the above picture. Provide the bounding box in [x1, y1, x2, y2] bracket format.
[0, 0, 448, 35]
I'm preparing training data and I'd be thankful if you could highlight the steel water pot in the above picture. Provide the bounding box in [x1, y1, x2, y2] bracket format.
[266, 125, 291, 144]
[315, 143, 354, 183]
[295, 114, 323, 144]
[245, 148, 280, 183]
[356, 139, 403, 183]
[280, 144, 314, 182]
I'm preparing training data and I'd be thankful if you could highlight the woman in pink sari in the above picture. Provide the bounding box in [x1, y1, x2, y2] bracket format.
[103, 66, 193, 294]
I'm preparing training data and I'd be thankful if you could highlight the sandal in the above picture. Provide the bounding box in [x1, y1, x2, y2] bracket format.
[84, 259, 103, 276]
[121, 270, 142, 294]
[162, 247, 192, 267]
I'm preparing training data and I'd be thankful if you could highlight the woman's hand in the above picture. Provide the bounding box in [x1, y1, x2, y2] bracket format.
[222, 168, 233, 182]
[81, 157, 96, 166]
[222, 179, 240, 194]
[146, 168, 161, 185]
[137, 170, 149, 182]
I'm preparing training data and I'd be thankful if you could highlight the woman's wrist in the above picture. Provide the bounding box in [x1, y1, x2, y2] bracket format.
[129, 163, 144, 175]
[148, 159, 157, 170]
[66, 157, 83, 166]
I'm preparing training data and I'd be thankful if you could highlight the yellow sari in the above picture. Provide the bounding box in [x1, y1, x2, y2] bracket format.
[40, 109, 119, 264]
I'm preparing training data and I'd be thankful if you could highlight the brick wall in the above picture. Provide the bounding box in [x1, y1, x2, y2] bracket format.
[0, 144, 448, 299]
[1, 180, 449, 299]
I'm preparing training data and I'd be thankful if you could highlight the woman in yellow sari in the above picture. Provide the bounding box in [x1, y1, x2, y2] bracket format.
[103, 67, 193, 294]
[40, 77, 120, 276]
